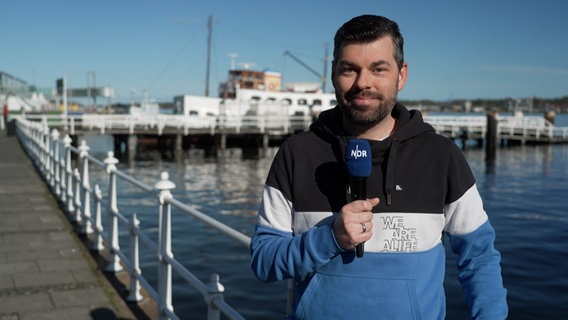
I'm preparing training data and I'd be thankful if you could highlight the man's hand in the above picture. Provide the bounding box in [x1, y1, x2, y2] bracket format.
[332, 198, 380, 250]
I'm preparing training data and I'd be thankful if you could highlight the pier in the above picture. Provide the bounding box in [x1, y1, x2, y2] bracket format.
[19, 112, 568, 162]
[23, 113, 310, 162]
[0, 134, 139, 319]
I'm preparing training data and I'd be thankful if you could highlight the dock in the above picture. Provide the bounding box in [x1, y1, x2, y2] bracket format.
[0, 133, 149, 319]
[15, 112, 568, 162]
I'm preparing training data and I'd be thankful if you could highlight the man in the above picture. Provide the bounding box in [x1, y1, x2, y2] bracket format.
[250, 14, 507, 319]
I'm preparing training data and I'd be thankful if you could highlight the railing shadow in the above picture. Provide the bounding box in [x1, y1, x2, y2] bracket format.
[90, 307, 118, 320]
[76, 230, 158, 320]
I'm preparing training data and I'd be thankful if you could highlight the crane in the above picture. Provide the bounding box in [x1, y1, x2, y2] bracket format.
[284, 44, 329, 93]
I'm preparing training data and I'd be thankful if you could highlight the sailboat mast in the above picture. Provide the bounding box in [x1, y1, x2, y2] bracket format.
[205, 15, 212, 97]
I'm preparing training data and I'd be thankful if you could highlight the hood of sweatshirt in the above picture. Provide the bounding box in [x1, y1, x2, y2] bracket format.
[309, 103, 436, 206]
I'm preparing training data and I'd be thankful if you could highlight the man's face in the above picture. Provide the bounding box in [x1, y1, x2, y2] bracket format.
[332, 36, 408, 127]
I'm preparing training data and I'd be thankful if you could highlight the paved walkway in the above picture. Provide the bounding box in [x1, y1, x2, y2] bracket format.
[0, 132, 137, 320]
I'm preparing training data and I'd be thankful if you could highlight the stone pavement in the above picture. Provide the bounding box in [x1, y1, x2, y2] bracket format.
[0, 132, 138, 320]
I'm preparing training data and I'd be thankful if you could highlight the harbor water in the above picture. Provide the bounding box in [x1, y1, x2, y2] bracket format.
[83, 114, 568, 319]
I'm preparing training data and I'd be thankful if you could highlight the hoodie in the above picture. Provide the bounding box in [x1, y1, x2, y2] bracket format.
[250, 104, 508, 319]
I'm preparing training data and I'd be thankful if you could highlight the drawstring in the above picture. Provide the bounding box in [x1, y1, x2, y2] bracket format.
[384, 138, 399, 206]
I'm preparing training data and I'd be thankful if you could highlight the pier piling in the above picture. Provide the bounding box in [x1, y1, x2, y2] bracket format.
[485, 111, 498, 162]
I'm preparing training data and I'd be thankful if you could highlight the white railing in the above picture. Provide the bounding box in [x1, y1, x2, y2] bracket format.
[424, 114, 568, 141]
[424, 115, 487, 139]
[21, 113, 568, 143]
[14, 117, 250, 320]
[497, 116, 568, 140]
[21, 113, 313, 136]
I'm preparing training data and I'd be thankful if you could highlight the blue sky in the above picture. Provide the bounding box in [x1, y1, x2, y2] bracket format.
[2, 0, 567, 103]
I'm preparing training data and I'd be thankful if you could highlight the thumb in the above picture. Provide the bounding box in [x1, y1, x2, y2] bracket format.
[368, 197, 380, 207]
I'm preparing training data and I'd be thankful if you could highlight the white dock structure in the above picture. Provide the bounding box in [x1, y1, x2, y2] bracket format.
[14, 112, 568, 161]
[423, 114, 568, 145]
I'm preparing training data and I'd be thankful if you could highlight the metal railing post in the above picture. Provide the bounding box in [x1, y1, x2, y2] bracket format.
[63, 135, 74, 214]
[127, 212, 143, 302]
[50, 129, 60, 193]
[32, 123, 40, 163]
[206, 273, 225, 320]
[59, 157, 66, 203]
[38, 123, 45, 161]
[79, 141, 93, 234]
[92, 184, 104, 251]
[73, 168, 82, 224]
[41, 123, 50, 179]
[26, 122, 36, 162]
[104, 151, 123, 272]
[155, 171, 176, 320]
[69, 116, 75, 135]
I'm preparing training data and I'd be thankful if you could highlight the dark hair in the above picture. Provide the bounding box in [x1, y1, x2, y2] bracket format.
[333, 15, 404, 69]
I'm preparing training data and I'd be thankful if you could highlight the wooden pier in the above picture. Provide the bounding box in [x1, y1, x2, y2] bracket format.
[23, 113, 310, 162]
[18, 112, 568, 162]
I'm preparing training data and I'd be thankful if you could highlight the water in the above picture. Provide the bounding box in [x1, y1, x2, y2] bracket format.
[83, 114, 568, 319]
[445, 144, 568, 319]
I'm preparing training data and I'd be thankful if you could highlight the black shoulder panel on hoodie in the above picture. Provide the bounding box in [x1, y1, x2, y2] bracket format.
[265, 104, 476, 214]
[265, 129, 348, 213]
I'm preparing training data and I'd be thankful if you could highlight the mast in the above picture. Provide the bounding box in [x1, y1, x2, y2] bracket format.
[322, 43, 329, 93]
[205, 15, 212, 97]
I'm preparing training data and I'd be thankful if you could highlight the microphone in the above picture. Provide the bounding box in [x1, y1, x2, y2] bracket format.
[345, 139, 372, 258]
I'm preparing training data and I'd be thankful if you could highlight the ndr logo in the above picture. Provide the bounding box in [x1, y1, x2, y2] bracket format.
[350, 145, 368, 159]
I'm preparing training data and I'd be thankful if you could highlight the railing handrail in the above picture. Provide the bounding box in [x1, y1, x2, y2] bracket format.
[13, 116, 251, 320]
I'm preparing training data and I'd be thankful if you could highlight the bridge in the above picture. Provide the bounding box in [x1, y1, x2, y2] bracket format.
[15, 112, 568, 161]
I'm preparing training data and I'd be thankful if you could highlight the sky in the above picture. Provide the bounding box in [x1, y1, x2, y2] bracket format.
[2, 0, 568, 103]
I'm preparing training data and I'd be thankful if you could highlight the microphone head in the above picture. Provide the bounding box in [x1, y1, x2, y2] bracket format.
[345, 139, 372, 177]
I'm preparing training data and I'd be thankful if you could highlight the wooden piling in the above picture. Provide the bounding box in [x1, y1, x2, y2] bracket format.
[485, 111, 498, 162]
[70, 134, 80, 161]
[460, 130, 469, 151]
[113, 134, 126, 158]
[174, 134, 183, 162]
[262, 133, 269, 157]
[128, 134, 137, 164]
[218, 132, 227, 151]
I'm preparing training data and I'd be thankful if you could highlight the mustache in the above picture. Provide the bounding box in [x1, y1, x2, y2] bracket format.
[347, 89, 383, 100]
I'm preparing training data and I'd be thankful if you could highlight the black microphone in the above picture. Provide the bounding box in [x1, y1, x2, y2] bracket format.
[345, 139, 372, 258]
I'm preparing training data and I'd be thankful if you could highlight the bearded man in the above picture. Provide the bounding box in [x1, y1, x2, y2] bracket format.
[250, 14, 508, 320]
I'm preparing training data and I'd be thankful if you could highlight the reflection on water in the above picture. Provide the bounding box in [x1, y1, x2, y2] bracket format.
[83, 134, 568, 319]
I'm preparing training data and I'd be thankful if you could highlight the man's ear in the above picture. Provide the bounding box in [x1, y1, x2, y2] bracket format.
[397, 61, 408, 92]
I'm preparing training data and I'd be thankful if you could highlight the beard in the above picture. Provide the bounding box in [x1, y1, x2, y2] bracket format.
[337, 89, 397, 127]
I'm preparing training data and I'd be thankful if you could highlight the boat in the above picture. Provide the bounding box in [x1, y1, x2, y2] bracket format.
[173, 68, 337, 118]
[173, 16, 335, 119]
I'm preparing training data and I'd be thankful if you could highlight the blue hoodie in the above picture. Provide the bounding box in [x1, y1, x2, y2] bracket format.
[250, 104, 508, 319]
